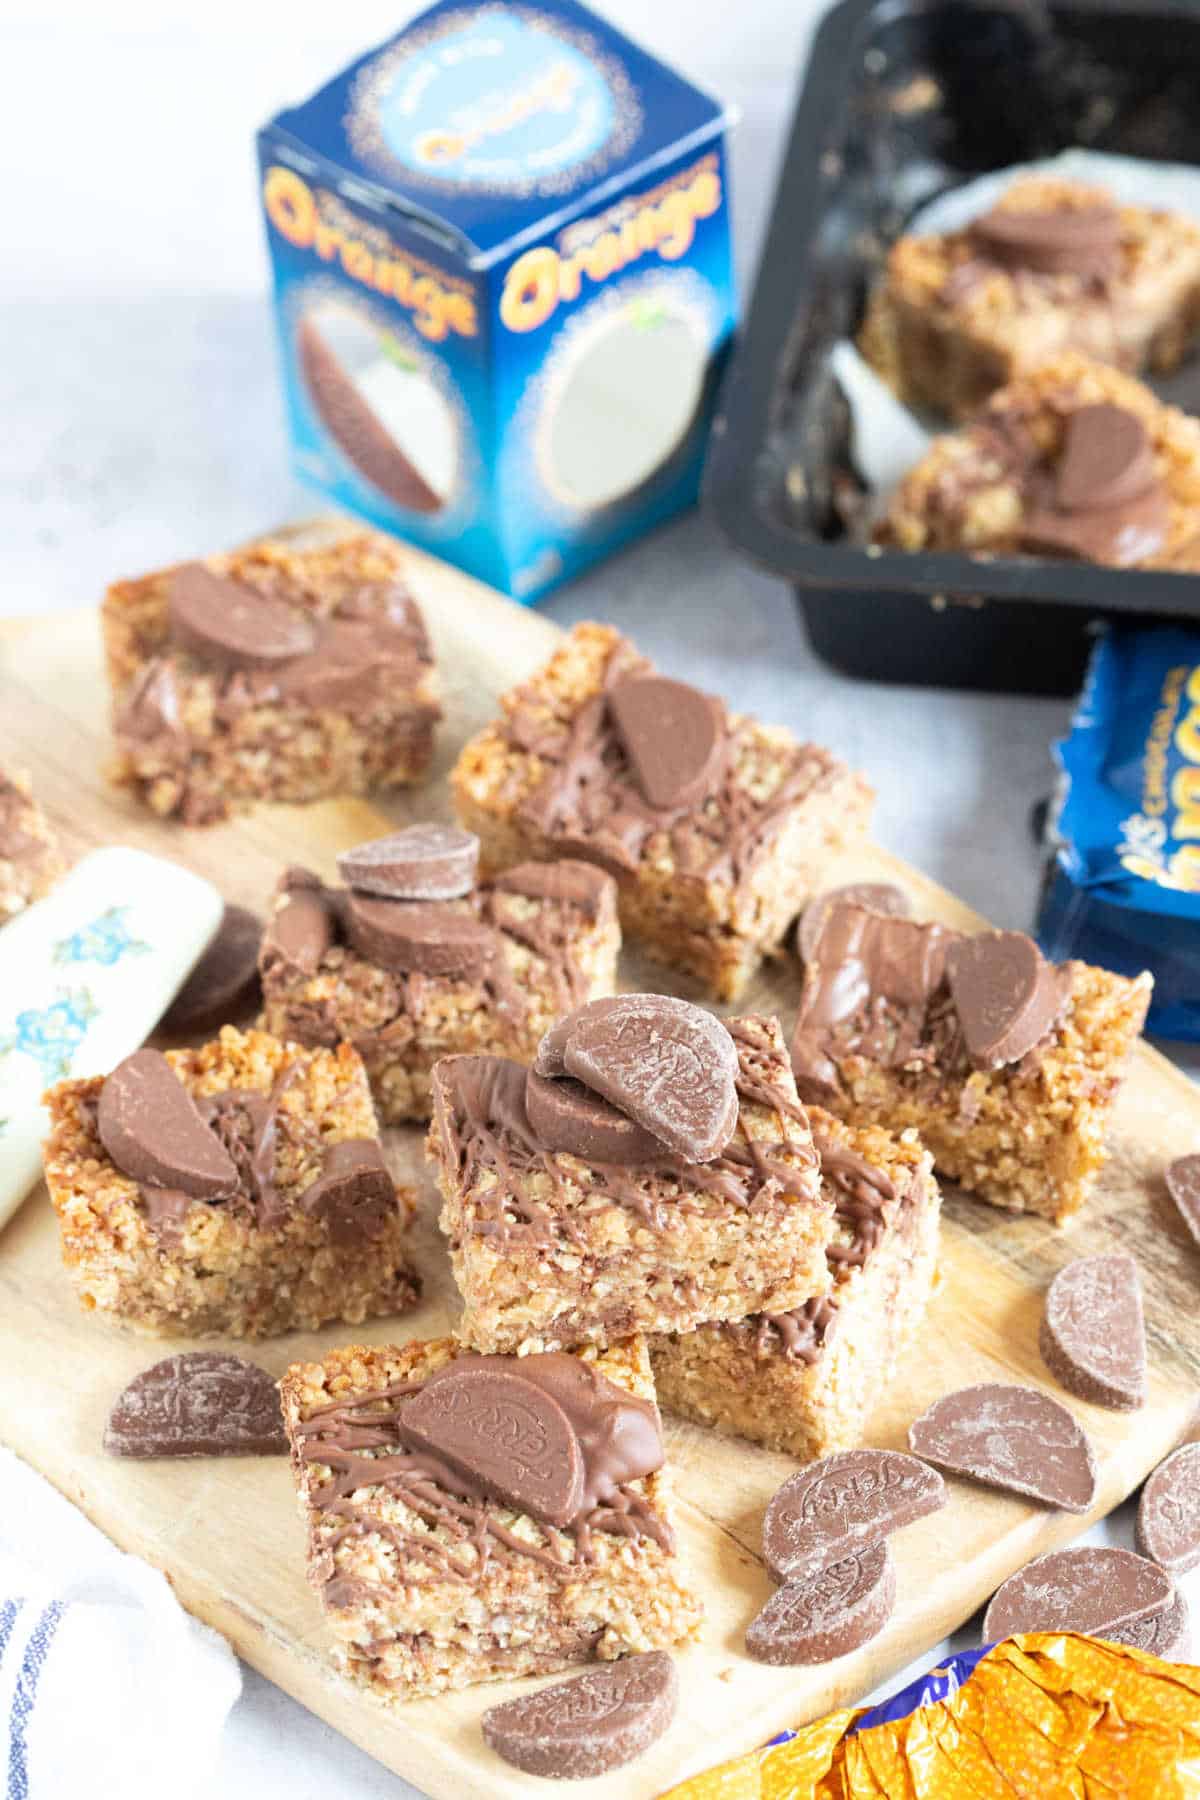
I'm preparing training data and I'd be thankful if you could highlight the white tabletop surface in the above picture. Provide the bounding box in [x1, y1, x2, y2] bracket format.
[3, 2, 1197, 1795]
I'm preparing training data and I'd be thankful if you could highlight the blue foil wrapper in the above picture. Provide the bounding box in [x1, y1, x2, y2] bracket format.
[1039, 626, 1200, 1040]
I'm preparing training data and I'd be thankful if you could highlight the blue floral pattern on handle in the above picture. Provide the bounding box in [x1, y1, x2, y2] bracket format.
[52, 906, 150, 968]
[0, 987, 100, 1083]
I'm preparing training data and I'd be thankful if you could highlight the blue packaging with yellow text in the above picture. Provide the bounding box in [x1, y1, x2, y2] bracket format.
[256, 1, 735, 600]
[1040, 626, 1200, 1040]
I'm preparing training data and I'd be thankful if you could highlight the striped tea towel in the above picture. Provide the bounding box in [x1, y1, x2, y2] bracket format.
[0, 1449, 240, 1799]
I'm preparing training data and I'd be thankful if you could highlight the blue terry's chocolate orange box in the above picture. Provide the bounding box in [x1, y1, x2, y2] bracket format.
[256, 1, 735, 601]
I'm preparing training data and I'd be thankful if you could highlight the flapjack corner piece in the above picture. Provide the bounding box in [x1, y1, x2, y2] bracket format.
[451, 623, 873, 1000]
[258, 825, 620, 1124]
[791, 904, 1151, 1222]
[650, 1108, 940, 1460]
[279, 1335, 702, 1702]
[428, 1005, 835, 1355]
[876, 350, 1200, 569]
[102, 531, 441, 824]
[862, 175, 1200, 420]
[43, 1026, 419, 1337]
[0, 767, 65, 921]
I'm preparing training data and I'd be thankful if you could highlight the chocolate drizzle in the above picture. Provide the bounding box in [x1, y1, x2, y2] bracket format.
[292, 1352, 672, 1600]
[430, 1016, 820, 1247]
[743, 1128, 901, 1362]
[501, 637, 840, 895]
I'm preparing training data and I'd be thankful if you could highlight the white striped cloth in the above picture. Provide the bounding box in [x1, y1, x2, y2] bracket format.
[0, 1450, 240, 1800]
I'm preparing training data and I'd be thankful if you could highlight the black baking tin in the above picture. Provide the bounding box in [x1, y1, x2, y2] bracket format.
[705, 0, 1200, 694]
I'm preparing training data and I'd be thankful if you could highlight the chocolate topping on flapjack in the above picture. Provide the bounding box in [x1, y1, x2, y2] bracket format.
[491, 859, 612, 916]
[431, 1016, 820, 1241]
[746, 1542, 896, 1665]
[798, 882, 910, 963]
[535, 995, 638, 1079]
[557, 995, 739, 1163]
[337, 824, 479, 901]
[343, 893, 498, 980]
[792, 906, 1072, 1101]
[946, 930, 1071, 1070]
[1040, 1252, 1146, 1411]
[105, 1352, 287, 1459]
[1056, 404, 1157, 511]
[762, 1449, 945, 1585]
[909, 1383, 1097, 1511]
[607, 675, 725, 809]
[525, 1070, 668, 1165]
[402, 1364, 587, 1528]
[983, 1546, 1171, 1642]
[969, 199, 1121, 278]
[98, 1050, 238, 1199]
[501, 633, 844, 891]
[161, 903, 263, 1032]
[300, 1139, 395, 1246]
[168, 563, 317, 668]
[1019, 402, 1169, 566]
[95, 1047, 395, 1244]
[261, 860, 613, 1048]
[292, 1350, 671, 1596]
[482, 1651, 677, 1779]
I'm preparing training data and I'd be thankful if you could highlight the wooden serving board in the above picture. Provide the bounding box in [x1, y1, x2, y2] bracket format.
[3, 538, 1200, 1799]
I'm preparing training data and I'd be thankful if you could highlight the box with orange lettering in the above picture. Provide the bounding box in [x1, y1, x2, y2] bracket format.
[257, 1, 734, 599]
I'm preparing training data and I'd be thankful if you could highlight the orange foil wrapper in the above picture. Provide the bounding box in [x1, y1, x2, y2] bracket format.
[661, 1634, 1200, 1798]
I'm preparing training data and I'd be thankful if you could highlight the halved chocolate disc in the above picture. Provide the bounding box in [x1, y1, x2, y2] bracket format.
[262, 875, 338, 975]
[1165, 1154, 1200, 1247]
[1110, 1583, 1191, 1660]
[1039, 1251, 1146, 1410]
[608, 675, 725, 810]
[945, 931, 1069, 1070]
[300, 1139, 395, 1247]
[160, 904, 262, 1032]
[337, 824, 479, 901]
[908, 1383, 1097, 1512]
[969, 202, 1120, 277]
[746, 1542, 896, 1665]
[562, 993, 738, 1163]
[762, 1448, 945, 1585]
[525, 1069, 665, 1166]
[343, 893, 496, 980]
[104, 1352, 286, 1458]
[1056, 404, 1156, 512]
[482, 1652, 677, 1779]
[401, 1364, 585, 1529]
[982, 1546, 1172, 1642]
[168, 563, 316, 669]
[97, 1049, 237, 1198]
[1137, 1442, 1200, 1574]
[797, 882, 910, 963]
[535, 995, 633, 1079]
[493, 860, 613, 916]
